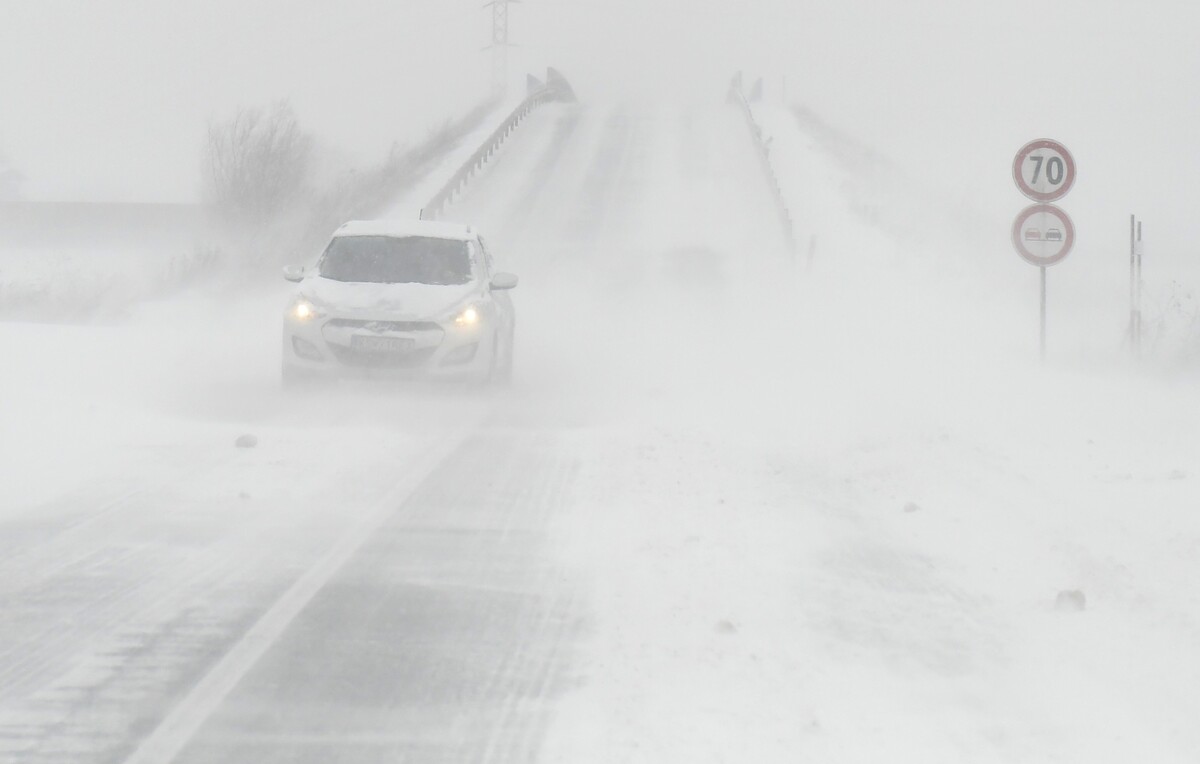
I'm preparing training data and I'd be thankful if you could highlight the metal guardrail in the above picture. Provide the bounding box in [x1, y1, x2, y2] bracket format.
[728, 73, 798, 256]
[422, 69, 576, 220]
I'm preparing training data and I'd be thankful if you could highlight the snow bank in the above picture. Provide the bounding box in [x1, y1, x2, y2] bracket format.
[533, 103, 1200, 763]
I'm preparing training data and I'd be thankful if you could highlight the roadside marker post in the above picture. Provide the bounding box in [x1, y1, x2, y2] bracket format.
[1138, 220, 1144, 353]
[1129, 216, 1145, 356]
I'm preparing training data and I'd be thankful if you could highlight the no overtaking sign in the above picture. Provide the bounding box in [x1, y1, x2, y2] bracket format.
[1011, 203, 1075, 267]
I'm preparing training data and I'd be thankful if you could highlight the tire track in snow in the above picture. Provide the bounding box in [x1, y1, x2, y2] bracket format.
[119, 425, 477, 764]
[0, 452, 237, 596]
[0, 453, 253, 704]
[164, 428, 585, 763]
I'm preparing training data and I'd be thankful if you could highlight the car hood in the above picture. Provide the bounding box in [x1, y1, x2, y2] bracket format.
[302, 277, 478, 319]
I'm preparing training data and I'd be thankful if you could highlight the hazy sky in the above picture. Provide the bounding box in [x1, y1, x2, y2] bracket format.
[3, 0, 1199, 271]
[1, 0, 485, 201]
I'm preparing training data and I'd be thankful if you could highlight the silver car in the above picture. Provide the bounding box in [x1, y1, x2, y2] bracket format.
[281, 220, 517, 386]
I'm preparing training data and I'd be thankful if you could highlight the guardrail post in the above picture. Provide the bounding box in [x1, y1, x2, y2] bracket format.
[420, 68, 576, 221]
[729, 73, 799, 260]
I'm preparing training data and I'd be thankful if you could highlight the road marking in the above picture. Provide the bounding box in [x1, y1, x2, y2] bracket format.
[121, 427, 475, 764]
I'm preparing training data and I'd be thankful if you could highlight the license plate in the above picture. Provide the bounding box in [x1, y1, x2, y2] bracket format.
[351, 335, 414, 353]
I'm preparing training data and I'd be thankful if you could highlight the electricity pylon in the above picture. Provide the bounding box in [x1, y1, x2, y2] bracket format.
[484, 0, 518, 94]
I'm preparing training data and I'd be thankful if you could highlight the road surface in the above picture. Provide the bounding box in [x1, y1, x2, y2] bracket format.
[6, 96, 1200, 764]
[0, 99, 788, 763]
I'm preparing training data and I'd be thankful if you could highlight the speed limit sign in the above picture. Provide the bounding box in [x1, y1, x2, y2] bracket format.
[1013, 139, 1075, 202]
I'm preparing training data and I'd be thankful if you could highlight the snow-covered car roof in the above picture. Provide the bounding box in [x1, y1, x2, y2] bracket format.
[334, 219, 475, 241]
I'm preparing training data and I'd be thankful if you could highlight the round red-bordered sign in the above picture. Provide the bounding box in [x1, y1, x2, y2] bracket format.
[1012, 204, 1075, 267]
[1012, 139, 1076, 202]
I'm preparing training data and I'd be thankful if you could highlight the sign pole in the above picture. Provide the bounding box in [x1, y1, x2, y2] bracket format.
[1040, 266, 1047, 362]
[1012, 139, 1076, 362]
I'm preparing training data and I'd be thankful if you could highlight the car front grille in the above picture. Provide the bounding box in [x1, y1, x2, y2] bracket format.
[328, 344, 437, 369]
[324, 318, 442, 333]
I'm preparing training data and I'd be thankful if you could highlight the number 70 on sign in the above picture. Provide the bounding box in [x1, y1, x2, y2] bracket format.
[1027, 155, 1065, 185]
[1012, 139, 1076, 202]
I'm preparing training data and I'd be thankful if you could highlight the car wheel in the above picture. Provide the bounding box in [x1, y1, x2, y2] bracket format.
[481, 331, 511, 389]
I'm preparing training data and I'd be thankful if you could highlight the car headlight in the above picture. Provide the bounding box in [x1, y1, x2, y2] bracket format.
[454, 305, 481, 327]
[287, 297, 322, 322]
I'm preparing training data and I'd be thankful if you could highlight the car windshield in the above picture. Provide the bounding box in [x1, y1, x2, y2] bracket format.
[318, 235, 473, 285]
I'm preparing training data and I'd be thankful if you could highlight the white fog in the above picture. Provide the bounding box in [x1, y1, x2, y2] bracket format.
[2, 1, 1199, 762]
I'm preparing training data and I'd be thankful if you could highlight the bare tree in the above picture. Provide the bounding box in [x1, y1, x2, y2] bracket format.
[204, 102, 312, 229]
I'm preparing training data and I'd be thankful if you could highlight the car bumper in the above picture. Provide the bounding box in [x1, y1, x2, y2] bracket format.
[282, 316, 494, 382]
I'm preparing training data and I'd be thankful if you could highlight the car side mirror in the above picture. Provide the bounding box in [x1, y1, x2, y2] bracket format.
[282, 264, 306, 283]
[490, 272, 518, 291]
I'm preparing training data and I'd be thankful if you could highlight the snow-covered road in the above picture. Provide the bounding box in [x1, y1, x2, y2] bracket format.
[3, 97, 1200, 763]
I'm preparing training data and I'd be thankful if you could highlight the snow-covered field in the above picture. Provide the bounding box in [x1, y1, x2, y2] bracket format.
[2, 96, 1199, 763]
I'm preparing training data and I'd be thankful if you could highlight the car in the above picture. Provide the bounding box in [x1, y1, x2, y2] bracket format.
[1045, 228, 1063, 242]
[281, 219, 517, 387]
[1024, 228, 1042, 241]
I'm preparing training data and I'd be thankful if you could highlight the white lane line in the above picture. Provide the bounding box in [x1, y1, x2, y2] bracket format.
[121, 427, 475, 764]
